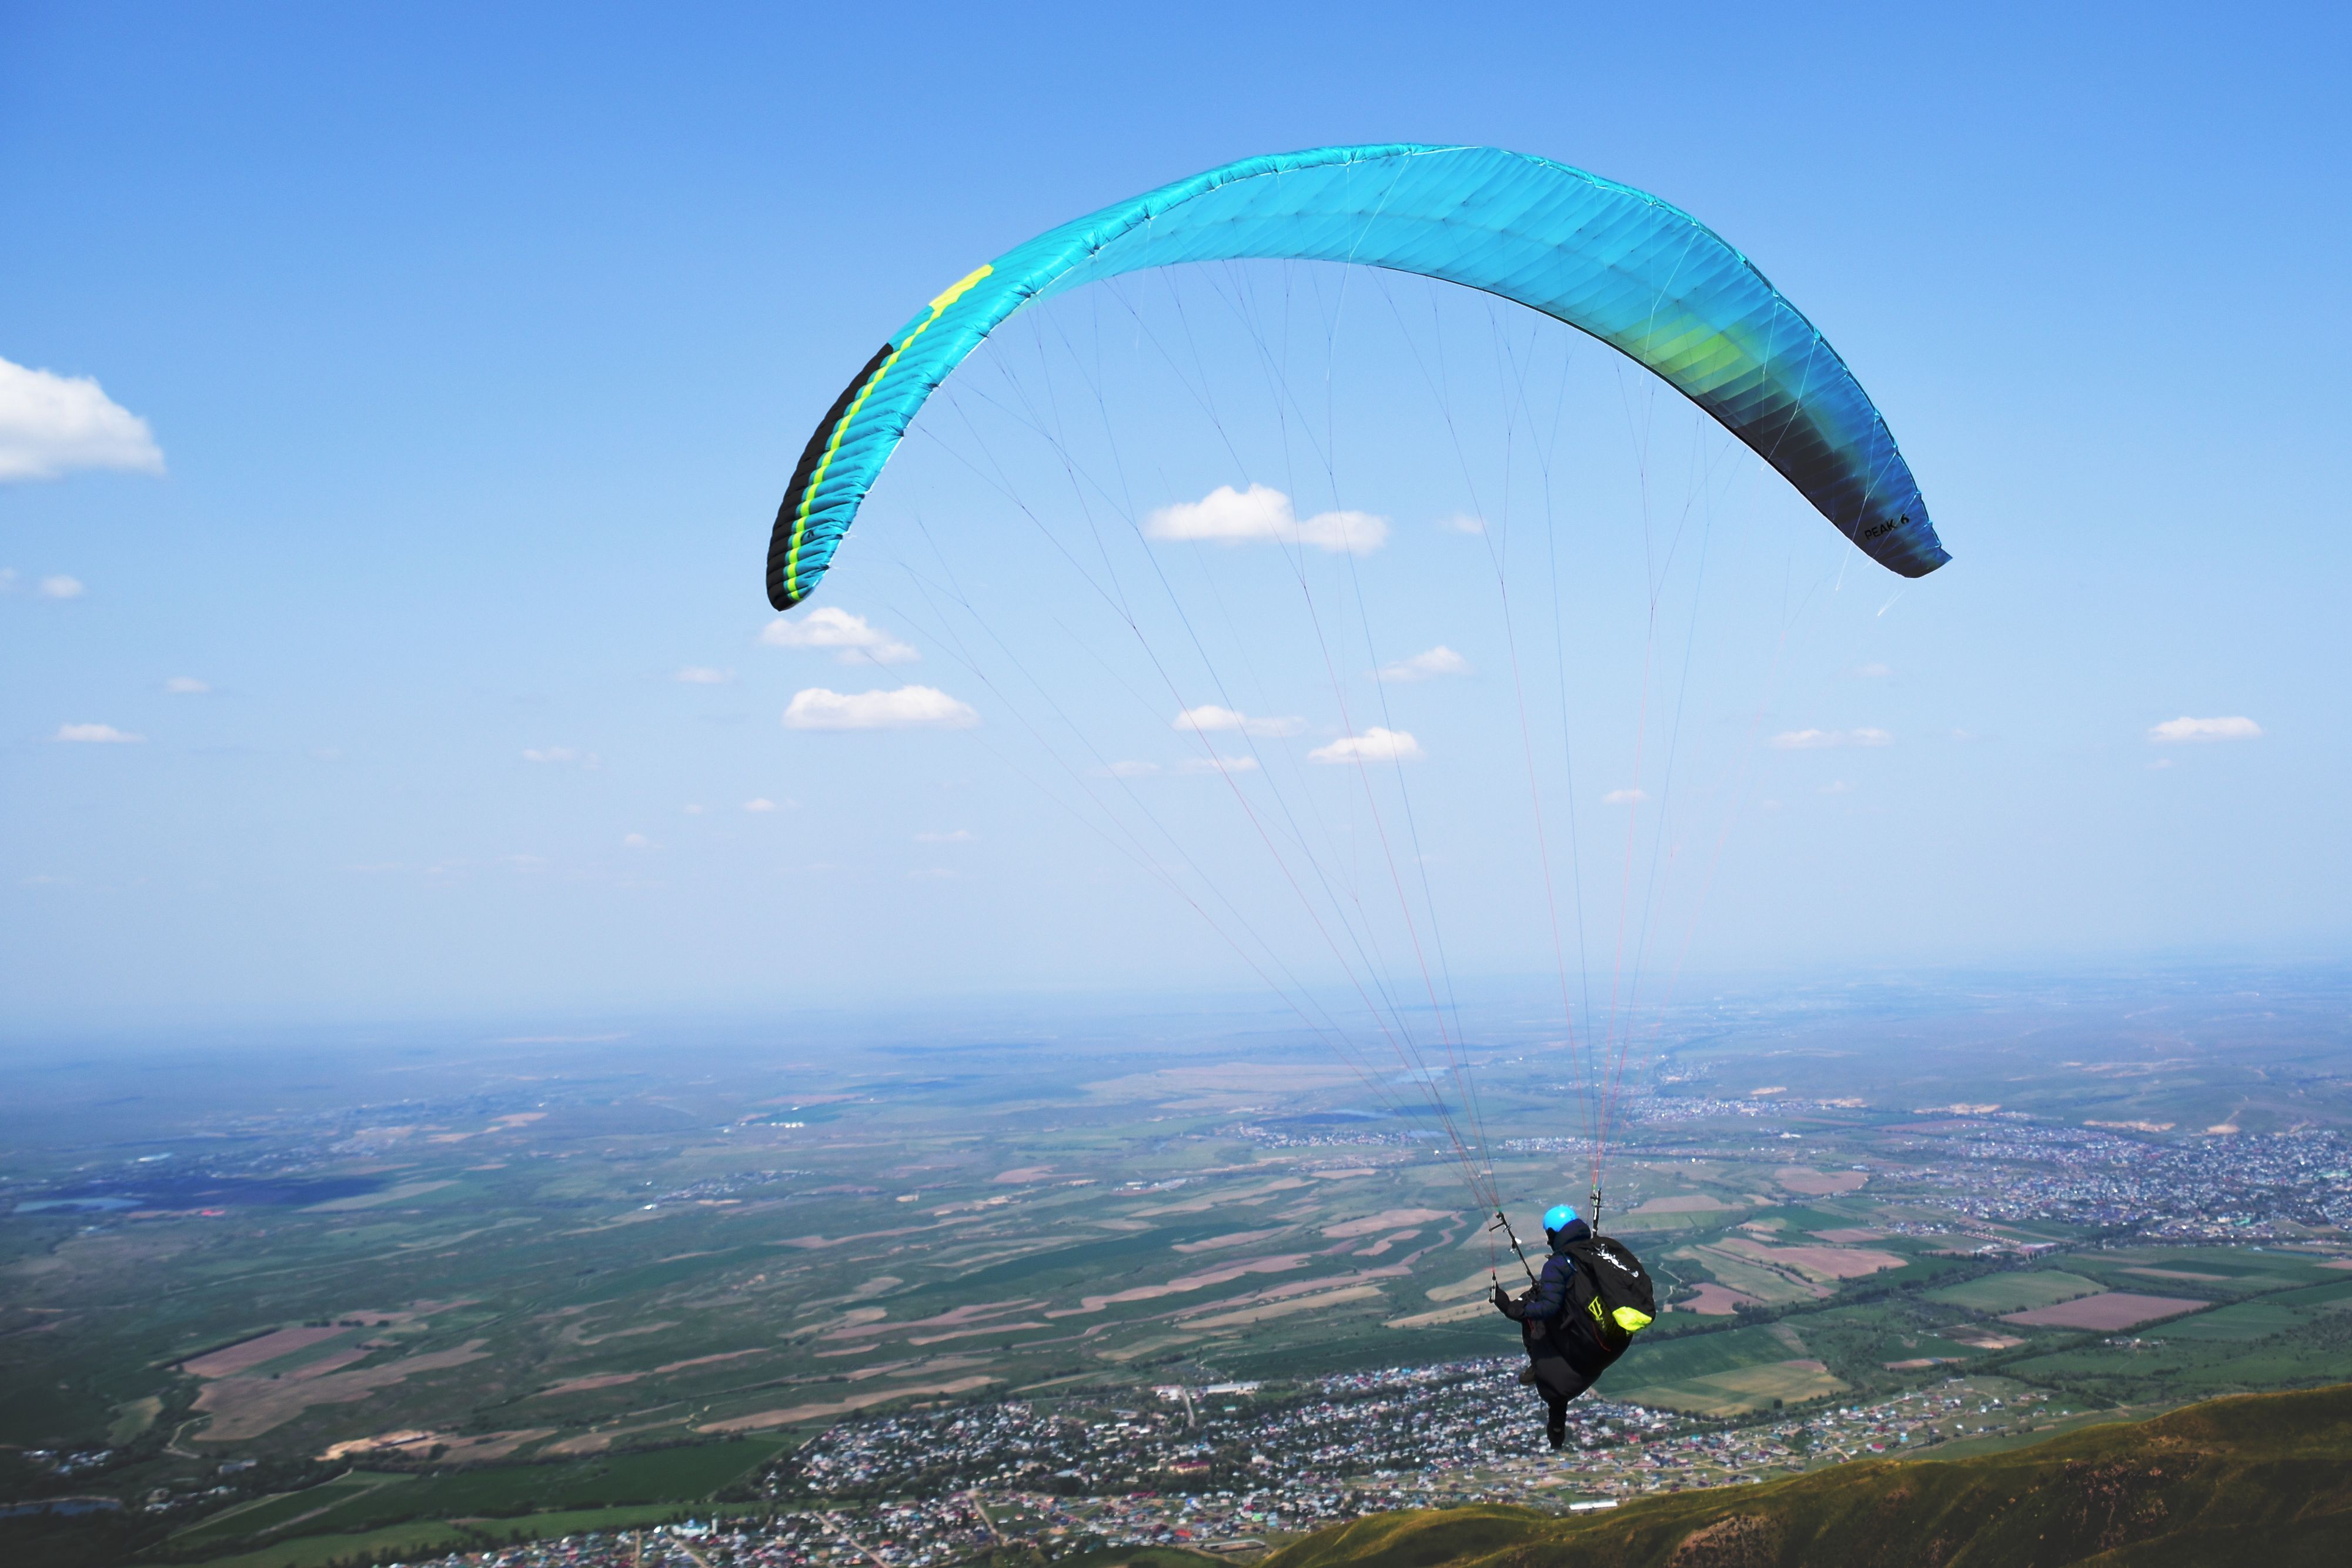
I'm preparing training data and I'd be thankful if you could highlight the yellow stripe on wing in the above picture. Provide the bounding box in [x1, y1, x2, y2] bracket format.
[785, 265, 994, 603]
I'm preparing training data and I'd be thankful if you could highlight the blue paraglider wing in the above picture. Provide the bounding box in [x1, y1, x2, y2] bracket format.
[767, 143, 1946, 610]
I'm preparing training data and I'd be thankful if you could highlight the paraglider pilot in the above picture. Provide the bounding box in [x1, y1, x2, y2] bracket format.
[1492, 1203, 1656, 1449]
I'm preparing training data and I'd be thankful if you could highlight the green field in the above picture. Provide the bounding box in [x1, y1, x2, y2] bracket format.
[141, 1522, 477, 1568]
[168, 1475, 399, 1550]
[165, 1440, 783, 1554]
[1925, 1270, 2104, 1315]
[1612, 1358, 1848, 1416]
[1599, 1325, 1812, 1392]
[2161, 1300, 2314, 1342]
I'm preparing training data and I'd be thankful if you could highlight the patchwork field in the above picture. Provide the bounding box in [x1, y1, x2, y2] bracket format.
[5, 972, 2350, 1566]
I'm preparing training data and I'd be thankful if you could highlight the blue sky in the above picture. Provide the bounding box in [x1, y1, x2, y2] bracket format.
[2, 2, 2346, 1032]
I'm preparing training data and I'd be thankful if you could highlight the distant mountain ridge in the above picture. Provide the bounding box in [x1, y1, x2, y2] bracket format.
[1264, 1383, 2352, 1567]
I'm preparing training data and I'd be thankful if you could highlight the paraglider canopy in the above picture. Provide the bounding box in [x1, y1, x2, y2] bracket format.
[769, 142, 1946, 612]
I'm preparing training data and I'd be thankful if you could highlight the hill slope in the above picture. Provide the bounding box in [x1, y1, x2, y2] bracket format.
[1266, 1385, 2352, 1568]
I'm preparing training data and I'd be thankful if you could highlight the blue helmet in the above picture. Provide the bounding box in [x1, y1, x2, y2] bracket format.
[1542, 1203, 1579, 1234]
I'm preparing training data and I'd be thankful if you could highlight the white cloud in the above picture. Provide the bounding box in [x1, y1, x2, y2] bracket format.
[1377, 646, 1471, 683]
[1856, 663, 1892, 678]
[622, 833, 652, 850]
[164, 676, 210, 694]
[1309, 727, 1424, 764]
[522, 747, 601, 767]
[55, 722, 142, 743]
[1436, 513, 1486, 535]
[683, 803, 706, 815]
[743, 797, 786, 813]
[675, 666, 736, 684]
[1602, 787, 1646, 805]
[0, 357, 165, 482]
[2149, 715, 2262, 743]
[760, 606, 917, 665]
[0, 569, 14, 591]
[1822, 780, 1853, 794]
[914, 828, 974, 844]
[1173, 704, 1302, 738]
[1770, 727, 1893, 749]
[1144, 483, 1387, 554]
[783, 684, 978, 731]
[39, 575, 84, 599]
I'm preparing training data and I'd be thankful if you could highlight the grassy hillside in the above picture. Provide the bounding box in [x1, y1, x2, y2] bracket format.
[1266, 1383, 2352, 1568]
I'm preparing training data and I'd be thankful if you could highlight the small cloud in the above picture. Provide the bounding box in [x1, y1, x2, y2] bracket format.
[0, 356, 165, 482]
[0, 569, 14, 591]
[502, 854, 549, 869]
[1821, 780, 1853, 794]
[39, 575, 84, 599]
[312, 747, 346, 762]
[21, 872, 71, 885]
[1855, 663, 1891, 678]
[914, 828, 974, 843]
[2149, 715, 2261, 743]
[1144, 483, 1387, 554]
[1377, 646, 1471, 683]
[164, 676, 210, 694]
[1436, 513, 1486, 535]
[675, 666, 736, 684]
[1771, 727, 1893, 749]
[760, 606, 917, 665]
[2148, 758, 2175, 771]
[622, 833, 652, 850]
[1174, 704, 1302, 738]
[743, 797, 787, 812]
[1602, 787, 1646, 805]
[683, 803, 706, 815]
[783, 684, 978, 731]
[54, 722, 142, 743]
[522, 747, 601, 767]
[1309, 727, 1424, 764]
[1177, 755, 1259, 775]
[1950, 728, 1980, 742]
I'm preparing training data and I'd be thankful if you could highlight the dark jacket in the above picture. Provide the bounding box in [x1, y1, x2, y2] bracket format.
[1500, 1221, 1609, 1372]
[1499, 1219, 1592, 1328]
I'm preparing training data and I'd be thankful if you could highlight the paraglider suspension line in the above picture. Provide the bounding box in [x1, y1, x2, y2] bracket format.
[1489, 1209, 1539, 1286]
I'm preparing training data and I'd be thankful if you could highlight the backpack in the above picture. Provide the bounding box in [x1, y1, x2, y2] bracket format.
[1561, 1235, 1658, 1356]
